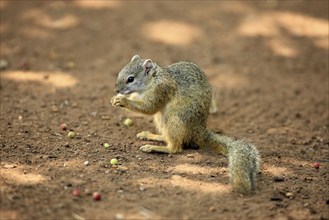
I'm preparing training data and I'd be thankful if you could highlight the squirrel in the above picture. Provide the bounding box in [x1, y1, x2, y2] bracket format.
[111, 55, 260, 194]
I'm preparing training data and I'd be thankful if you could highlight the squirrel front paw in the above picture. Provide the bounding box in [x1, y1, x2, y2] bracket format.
[111, 95, 128, 107]
[137, 131, 151, 140]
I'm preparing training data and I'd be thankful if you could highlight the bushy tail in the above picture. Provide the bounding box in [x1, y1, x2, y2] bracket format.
[202, 130, 260, 194]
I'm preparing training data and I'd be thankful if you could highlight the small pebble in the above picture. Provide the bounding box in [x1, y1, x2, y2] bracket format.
[286, 192, 294, 198]
[139, 186, 146, 191]
[101, 115, 110, 120]
[103, 143, 110, 148]
[304, 177, 313, 181]
[270, 193, 283, 201]
[84, 161, 89, 166]
[84, 188, 92, 195]
[273, 176, 284, 182]
[66, 61, 76, 69]
[208, 206, 216, 212]
[4, 164, 16, 169]
[115, 213, 124, 220]
[52, 106, 59, 112]
[0, 59, 9, 70]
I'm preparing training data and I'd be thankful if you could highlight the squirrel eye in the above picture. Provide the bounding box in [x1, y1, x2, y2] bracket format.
[127, 76, 134, 83]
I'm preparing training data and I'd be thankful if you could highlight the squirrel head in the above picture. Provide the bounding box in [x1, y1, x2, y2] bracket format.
[115, 55, 156, 95]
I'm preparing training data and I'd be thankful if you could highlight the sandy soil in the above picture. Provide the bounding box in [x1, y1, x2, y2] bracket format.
[0, 1, 328, 219]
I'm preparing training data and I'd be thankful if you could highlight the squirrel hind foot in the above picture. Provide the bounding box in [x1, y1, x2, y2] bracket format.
[140, 144, 182, 154]
[140, 145, 155, 153]
[137, 131, 152, 140]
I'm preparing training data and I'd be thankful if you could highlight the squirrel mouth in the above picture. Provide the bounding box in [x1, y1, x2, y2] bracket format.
[116, 88, 135, 95]
[118, 89, 134, 95]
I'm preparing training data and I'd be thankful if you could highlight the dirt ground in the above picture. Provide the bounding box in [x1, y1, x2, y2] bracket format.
[0, 1, 328, 219]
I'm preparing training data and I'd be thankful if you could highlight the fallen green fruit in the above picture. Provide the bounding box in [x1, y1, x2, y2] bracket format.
[67, 131, 76, 139]
[123, 118, 133, 127]
[110, 158, 119, 165]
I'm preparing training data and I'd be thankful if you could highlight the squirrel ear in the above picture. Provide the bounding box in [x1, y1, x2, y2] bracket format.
[131, 55, 140, 62]
[142, 59, 154, 75]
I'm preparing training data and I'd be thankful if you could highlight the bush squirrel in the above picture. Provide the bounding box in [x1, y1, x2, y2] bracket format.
[111, 55, 260, 194]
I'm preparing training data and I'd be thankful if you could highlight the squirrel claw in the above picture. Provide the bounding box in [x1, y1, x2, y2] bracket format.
[140, 145, 153, 153]
[137, 131, 150, 140]
[111, 95, 126, 107]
